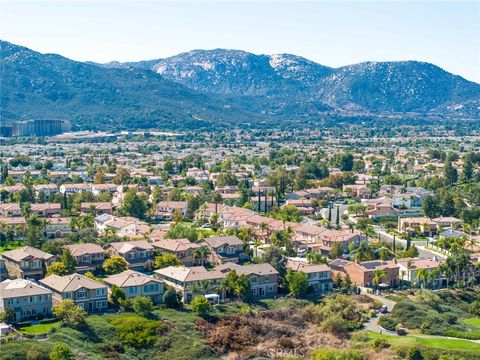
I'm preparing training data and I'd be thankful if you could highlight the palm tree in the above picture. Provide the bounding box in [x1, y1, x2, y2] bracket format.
[193, 245, 210, 266]
[259, 222, 269, 241]
[252, 239, 262, 257]
[415, 268, 428, 289]
[352, 240, 372, 262]
[190, 280, 214, 297]
[372, 269, 386, 292]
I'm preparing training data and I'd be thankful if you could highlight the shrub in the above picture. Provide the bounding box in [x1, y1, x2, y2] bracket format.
[16, 321, 32, 327]
[49, 343, 74, 360]
[52, 300, 86, 328]
[372, 338, 390, 350]
[378, 315, 397, 331]
[163, 288, 182, 308]
[191, 296, 212, 317]
[39, 318, 58, 324]
[103, 256, 128, 274]
[110, 316, 162, 348]
[132, 296, 154, 317]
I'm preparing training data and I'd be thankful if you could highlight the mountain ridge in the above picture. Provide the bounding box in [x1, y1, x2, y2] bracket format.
[1, 41, 479, 131]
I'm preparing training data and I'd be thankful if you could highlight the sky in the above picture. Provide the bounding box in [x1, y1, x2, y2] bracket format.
[1, 1, 479, 83]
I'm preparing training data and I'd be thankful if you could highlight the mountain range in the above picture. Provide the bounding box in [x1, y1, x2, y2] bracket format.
[1, 40, 479, 131]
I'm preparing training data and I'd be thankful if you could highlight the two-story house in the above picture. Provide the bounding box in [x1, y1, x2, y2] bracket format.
[80, 202, 113, 216]
[0, 203, 21, 217]
[152, 239, 201, 266]
[2, 246, 57, 280]
[30, 203, 61, 217]
[45, 217, 71, 239]
[105, 240, 155, 271]
[63, 243, 106, 273]
[0, 278, 53, 322]
[104, 270, 164, 304]
[202, 235, 248, 264]
[286, 260, 333, 293]
[216, 262, 279, 298]
[154, 265, 225, 303]
[156, 201, 189, 220]
[40, 273, 108, 313]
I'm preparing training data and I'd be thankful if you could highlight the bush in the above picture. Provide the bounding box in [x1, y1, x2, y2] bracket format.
[132, 296, 154, 317]
[110, 316, 162, 348]
[39, 318, 58, 325]
[191, 296, 212, 317]
[49, 343, 74, 360]
[52, 300, 86, 328]
[372, 338, 390, 350]
[163, 288, 182, 308]
[378, 316, 397, 331]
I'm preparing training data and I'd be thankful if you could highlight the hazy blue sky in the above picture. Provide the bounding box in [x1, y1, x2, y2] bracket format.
[1, 1, 479, 82]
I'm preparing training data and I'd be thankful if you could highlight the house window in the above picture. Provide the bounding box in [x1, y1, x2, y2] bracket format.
[128, 287, 138, 294]
[77, 291, 87, 299]
[141, 251, 147, 258]
[96, 300, 107, 309]
[82, 255, 90, 262]
[96, 288, 105, 296]
[65, 292, 72, 299]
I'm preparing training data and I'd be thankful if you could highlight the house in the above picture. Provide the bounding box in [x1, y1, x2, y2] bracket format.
[104, 270, 164, 304]
[397, 258, 445, 288]
[30, 203, 61, 217]
[286, 259, 333, 293]
[0, 217, 26, 236]
[45, 217, 71, 239]
[80, 202, 113, 215]
[154, 265, 225, 302]
[94, 214, 150, 238]
[330, 259, 399, 288]
[156, 201, 188, 220]
[40, 273, 108, 312]
[285, 200, 315, 215]
[59, 183, 92, 194]
[2, 246, 57, 280]
[398, 217, 463, 236]
[343, 184, 372, 199]
[63, 243, 106, 273]
[216, 262, 279, 298]
[152, 238, 201, 266]
[33, 184, 58, 197]
[0, 279, 53, 322]
[106, 240, 155, 271]
[0, 204, 21, 217]
[92, 183, 118, 196]
[202, 235, 248, 264]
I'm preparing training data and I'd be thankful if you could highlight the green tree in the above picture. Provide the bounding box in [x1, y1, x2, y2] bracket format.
[53, 300, 86, 328]
[132, 296, 154, 317]
[443, 160, 458, 186]
[119, 190, 149, 219]
[285, 270, 309, 297]
[191, 295, 212, 317]
[110, 285, 126, 306]
[46, 262, 68, 276]
[154, 253, 180, 269]
[49, 343, 74, 360]
[163, 288, 182, 308]
[103, 256, 129, 274]
[332, 153, 354, 172]
[61, 248, 77, 274]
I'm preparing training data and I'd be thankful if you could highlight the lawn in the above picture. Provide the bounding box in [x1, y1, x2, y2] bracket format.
[365, 330, 480, 352]
[18, 320, 61, 335]
[464, 318, 480, 328]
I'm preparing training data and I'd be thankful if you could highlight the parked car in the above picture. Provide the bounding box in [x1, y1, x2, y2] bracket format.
[396, 328, 408, 336]
[379, 305, 388, 314]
